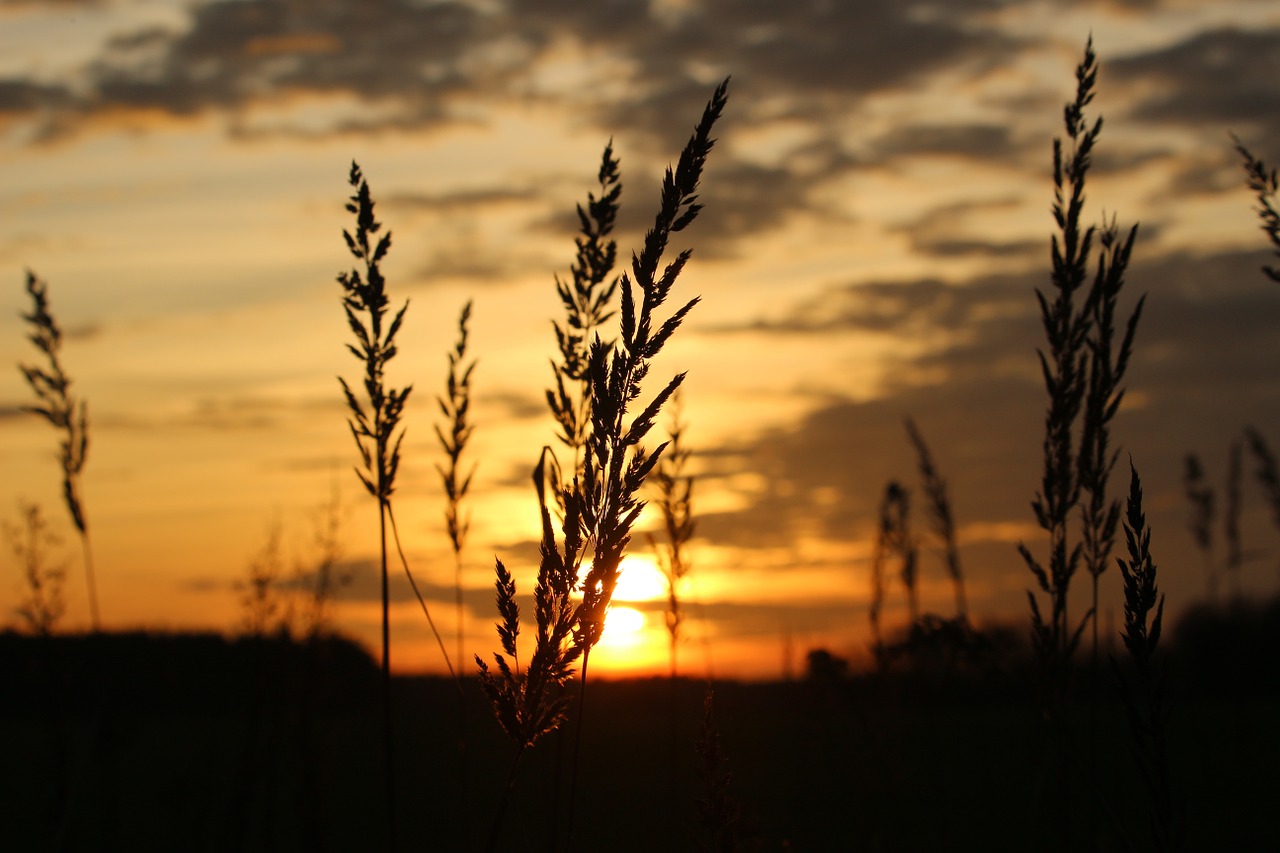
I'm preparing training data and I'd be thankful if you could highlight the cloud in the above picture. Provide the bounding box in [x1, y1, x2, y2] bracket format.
[692, 242, 1280, 598]
[7, 0, 537, 137]
[869, 122, 1022, 164]
[1, 0, 1026, 150]
[1111, 28, 1280, 138]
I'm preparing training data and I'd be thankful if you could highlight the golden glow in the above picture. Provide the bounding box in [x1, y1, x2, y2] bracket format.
[611, 555, 669, 602]
[598, 606, 647, 649]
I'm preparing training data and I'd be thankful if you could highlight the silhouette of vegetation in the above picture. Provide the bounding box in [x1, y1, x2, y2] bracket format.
[1233, 135, 1280, 281]
[905, 418, 967, 621]
[12, 30, 1280, 853]
[1020, 37, 1142, 714]
[4, 502, 66, 637]
[337, 160, 454, 848]
[1111, 464, 1176, 850]
[475, 77, 729, 850]
[18, 271, 99, 631]
[1183, 452, 1217, 600]
[238, 517, 288, 637]
[868, 480, 915, 661]
[651, 394, 697, 681]
[437, 299, 477, 676]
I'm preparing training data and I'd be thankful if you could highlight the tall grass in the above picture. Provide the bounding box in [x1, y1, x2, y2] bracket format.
[1232, 135, 1280, 282]
[1020, 36, 1141, 707]
[19, 271, 99, 631]
[905, 417, 967, 620]
[3, 502, 66, 637]
[1183, 452, 1217, 600]
[548, 142, 622, 483]
[869, 480, 915, 661]
[437, 299, 477, 678]
[476, 77, 729, 849]
[239, 518, 286, 637]
[1224, 440, 1244, 599]
[336, 160, 412, 847]
[650, 393, 696, 681]
[1112, 463, 1175, 850]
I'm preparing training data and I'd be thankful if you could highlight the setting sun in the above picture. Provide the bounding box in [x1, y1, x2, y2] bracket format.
[611, 555, 669, 602]
[597, 606, 647, 649]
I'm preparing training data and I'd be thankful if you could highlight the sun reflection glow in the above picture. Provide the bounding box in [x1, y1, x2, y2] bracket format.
[611, 555, 668, 602]
[598, 606, 647, 649]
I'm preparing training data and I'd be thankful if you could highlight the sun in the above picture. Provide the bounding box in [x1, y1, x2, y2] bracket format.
[611, 554, 669, 602]
[579, 555, 670, 666]
[597, 606, 647, 649]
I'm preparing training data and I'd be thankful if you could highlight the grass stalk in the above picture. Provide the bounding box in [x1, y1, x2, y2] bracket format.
[4, 502, 67, 637]
[476, 78, 729, 849]
[1111, 462, 1175, 850]
[1225, 440, 1243, 600]
[548, 142, 622, 482]
[1232, 135, 1280, 282]
[19, 271, 99, 631]
[436, 299, 477, 674]
[904, 417, 967, 620]
[1182, 453, 1216, 601]
[869, 481, 907, 662]
[1020, 36, 1140, 709]
[336, 160, 412, 848]
[650, 392, 696, 681]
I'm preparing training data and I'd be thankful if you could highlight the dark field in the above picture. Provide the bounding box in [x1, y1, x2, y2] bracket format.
[4, 602, 1278, 852]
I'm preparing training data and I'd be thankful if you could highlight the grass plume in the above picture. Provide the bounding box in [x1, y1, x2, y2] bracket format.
[18, 271, 98, 631]
[437, 299, 477, 674]
[1182, 453, 1216, 600]
[476, 77, 729, 848]
[547, 142, 622, 479]
[869, 481, 916, 660]
[1232, 135, 1280, 282]
[1111, 462, 1175, 850]
[4, 502, 66, 637]
[905, 418, 966, 620]
[1020, 37, 1141, 707]
[650, 392, 696, 680]
[572, 78, 729, 658]
[336, 159, 412, 847]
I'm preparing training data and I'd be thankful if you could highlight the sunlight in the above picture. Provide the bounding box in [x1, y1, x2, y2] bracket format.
[598, 605, 647, 649]
[611, 554, 669, 602]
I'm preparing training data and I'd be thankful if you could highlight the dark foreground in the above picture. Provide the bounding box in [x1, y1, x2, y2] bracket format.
[2, 602, 1278, 851]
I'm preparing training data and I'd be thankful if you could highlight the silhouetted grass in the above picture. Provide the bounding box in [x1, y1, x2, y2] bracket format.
[1232, 135, 1280, 282]
[18, 271, 99, 631]
[1112, 463, 1176, 850]
[3, 502, 66, 637]
[905, 417, 967, 620]
[475, 77, 729, 850]
[651, 393, 696, 681]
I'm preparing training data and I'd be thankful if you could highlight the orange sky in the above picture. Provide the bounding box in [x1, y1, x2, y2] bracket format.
[4, 0, 1280, 679]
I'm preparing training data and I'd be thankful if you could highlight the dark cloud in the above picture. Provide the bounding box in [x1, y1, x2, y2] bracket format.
[0, 79, 73, 115]
[1111, 28, 1280, 137]
[387, 186, 540, 215]
[710, 269, 1034, 337]
[479, 390, 545, 422]
[691, 242, 1280, 615]
[892, 197, 1043, 261]
[168, 394, 345, 432]
[9, 0, 536, 136]
[0, 0, 1024, 148]
[410, 241, 555, 286]
[870, 122, 1021, 163]
[554, 0, 1018, 144]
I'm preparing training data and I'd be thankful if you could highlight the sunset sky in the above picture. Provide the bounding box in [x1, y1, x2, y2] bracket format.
[3, 0, 1280, 679]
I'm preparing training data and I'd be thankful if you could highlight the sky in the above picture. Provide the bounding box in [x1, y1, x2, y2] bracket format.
[3, 0, 1280, 680]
